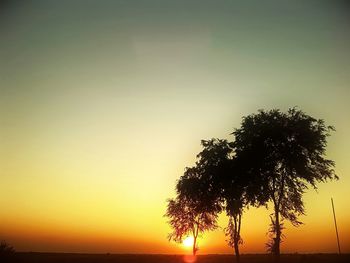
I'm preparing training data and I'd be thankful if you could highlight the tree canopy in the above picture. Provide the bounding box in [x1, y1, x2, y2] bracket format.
[165, 192, 218, 255]
[166, 158, 221, 256]
[232, 108, 337, 255]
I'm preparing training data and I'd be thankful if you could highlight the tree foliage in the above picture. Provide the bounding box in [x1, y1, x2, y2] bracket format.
[232, 108, 337, 255]
[165, 196, 218, 241]
[166, 161, 220, 255]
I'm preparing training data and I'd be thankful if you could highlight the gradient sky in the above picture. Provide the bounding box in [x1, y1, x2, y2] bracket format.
[1, 0, 349, 254]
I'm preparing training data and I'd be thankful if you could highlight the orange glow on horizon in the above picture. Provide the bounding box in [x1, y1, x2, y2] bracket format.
[2, 201, 349, 254]
[183, 255, 197, 263]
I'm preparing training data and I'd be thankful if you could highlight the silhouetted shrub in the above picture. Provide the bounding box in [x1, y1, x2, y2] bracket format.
[0, 241, 15, 262]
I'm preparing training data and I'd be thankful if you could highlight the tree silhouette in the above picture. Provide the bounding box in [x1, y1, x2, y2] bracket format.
[188, 139, 248, 262]
[165, 166, 219, 256]
[0, 241, 15, 262]
[232, 108, 337, 258]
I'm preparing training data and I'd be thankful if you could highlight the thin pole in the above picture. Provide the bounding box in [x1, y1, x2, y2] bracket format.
[331, 198, 341, 254]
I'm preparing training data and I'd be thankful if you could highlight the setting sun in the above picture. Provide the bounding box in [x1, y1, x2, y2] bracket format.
[183, 237, 194, 248]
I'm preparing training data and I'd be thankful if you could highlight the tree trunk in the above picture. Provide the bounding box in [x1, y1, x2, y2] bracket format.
[234, 242, 240, 263]
[192, 236, 197, 256]
[192, 224, 199, 256]
[274, 209, 281, 262]
[233, 215, 241, 263]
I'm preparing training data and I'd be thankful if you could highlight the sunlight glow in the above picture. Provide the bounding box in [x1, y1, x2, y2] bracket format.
[183, 236, 194, 248]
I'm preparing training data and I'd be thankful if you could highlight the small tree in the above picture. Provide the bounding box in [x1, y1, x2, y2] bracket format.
[232, 108, 337, 258]
[165, 194, 218, 255]
[0, 241, 15, 262]
[166, 164, 220, 256]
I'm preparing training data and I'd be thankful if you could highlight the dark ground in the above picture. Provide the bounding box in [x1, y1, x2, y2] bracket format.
[2, 253, 349, 263]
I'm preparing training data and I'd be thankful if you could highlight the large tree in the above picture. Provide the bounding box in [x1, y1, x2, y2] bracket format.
[232, 108, 337, 258]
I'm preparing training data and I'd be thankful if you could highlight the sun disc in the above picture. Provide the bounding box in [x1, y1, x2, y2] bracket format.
[183, 236, 194, 247]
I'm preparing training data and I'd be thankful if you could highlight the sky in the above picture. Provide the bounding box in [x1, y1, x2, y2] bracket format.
[0, 0, 350, 254]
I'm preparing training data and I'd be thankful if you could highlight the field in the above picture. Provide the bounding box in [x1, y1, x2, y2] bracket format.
[3, 253, 349, 263]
